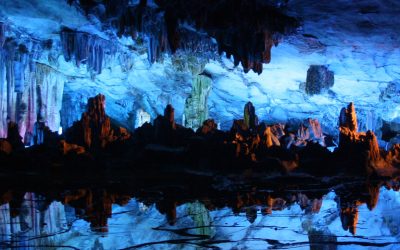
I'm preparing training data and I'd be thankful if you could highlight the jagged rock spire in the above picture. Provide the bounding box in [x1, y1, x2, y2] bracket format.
[339, 102, 358, 132]
[244, 102, 258, 130]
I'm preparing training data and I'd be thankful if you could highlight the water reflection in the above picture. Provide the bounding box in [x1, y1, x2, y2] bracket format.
[1, 181, 400, 249]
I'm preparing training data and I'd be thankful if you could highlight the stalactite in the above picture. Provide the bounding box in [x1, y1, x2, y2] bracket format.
[60, 29, 116, 74]
[184, 74, 212, 130]
[112, 0, 297, 73]
[0, 35, 64, 143]
[0, 22, 5, 48]
[35, 63, 65, 133]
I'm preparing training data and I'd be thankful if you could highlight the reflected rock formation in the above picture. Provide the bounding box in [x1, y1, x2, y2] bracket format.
[0, 0, 400, 249]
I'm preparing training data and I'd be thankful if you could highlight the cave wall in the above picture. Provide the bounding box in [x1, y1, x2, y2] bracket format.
[0, 0, 399, 142]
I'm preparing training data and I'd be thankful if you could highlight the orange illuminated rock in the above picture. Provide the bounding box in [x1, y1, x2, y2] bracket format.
[59, 140, 85, 155]
[386, 144, 400, 168]
[341, 205, 359, 235]
[0, 139, 12, 155]
[66, 94, 130, 150]
[338, 103, 386, 172]
[198, 119, 218, 135]
[339, 102, 358, 132]
[264, 126, 280, 148]
[296, 118, 324, 146]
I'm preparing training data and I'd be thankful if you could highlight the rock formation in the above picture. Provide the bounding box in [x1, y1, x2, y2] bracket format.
[0, 35, 64, 143]
[264, 126, 281, 148]
[59, 140, 85, 155]
[305, 65, 334, 95]
[338, 103, 385, 172]
[66, 94, 130, 150]
[244, 102, 258, 130]
[6, 121, 23, 151]
[184, 74, 212, 130]
[60, 28, 117, 74]
[198, 119, 218, 135]
[134, 109, 151, 128]
[340, 205, 359, 235]
[339, 102, 358, 132]
[296, 118, 325, 146]
[70, 0, 298, 74]
[0, 139, 12, 155]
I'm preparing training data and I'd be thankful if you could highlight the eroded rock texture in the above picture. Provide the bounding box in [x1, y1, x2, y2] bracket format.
[69, 0, 298, 74]
[244, 102, 258, 130]
[60, 28, 117, 74]
[66, 94, 130, 149]
[305, 65, 334, 95]
[184, 74, 212, 130]
[0, 34, 64, 143]
[338, 103, 386, 172]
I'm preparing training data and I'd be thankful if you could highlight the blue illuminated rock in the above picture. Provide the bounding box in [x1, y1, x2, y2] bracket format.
[305, 65, 334, 95]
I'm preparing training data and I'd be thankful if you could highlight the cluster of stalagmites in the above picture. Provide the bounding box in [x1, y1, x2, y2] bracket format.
[1, 94, 400, 177]
[64, 94, 130, 152]
[68, 0, 299, 74]
[338, 102, 395, 173]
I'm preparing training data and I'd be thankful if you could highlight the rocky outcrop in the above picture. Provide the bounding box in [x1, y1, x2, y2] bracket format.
[198, 119, 218, 135]
[66, 94, 130, 150]
[264, 126, 281, 148]
[184, 74, 212, 130]
[305, 65, 334, 95]
[134, 109, 151, 128]
[380, 81, 400, 103]
[338, 103, 386, 172]
[339, 102, 358, 132]
[59, 140, 85, 155]
[244, 102, 258, 130]
[296, 118, 325, 146]
[386, 144, 400, 168]
[0, 139, 12, 155]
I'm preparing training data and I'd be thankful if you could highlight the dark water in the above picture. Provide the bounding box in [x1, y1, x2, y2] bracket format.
[1, 183, 400, 250]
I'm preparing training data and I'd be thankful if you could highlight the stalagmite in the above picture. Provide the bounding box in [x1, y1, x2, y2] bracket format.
[339, 102, 383, 171]
[264, 126, 280, 148]
[297, 118, 325, 146]
[135, 109, 151, 128]
[244, 102, 258, 130]
[184, 74, 212, 130]
[66, 94, 130, 149]
[340, 102, 358, 132]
